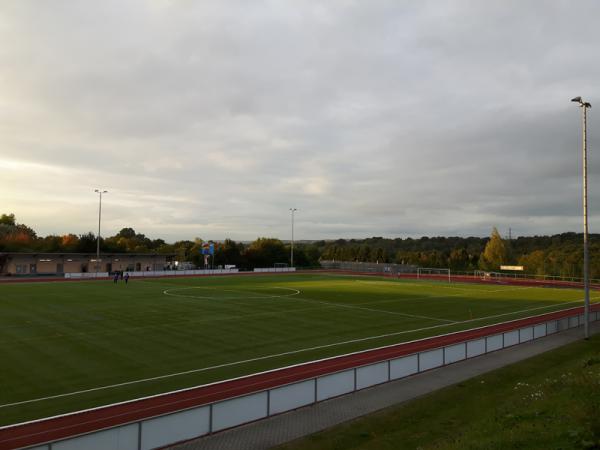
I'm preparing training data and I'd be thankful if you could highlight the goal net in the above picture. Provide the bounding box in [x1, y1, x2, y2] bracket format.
[416, 267, 451, 282]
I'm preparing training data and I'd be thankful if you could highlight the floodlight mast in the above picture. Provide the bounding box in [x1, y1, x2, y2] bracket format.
[290, 208, 298, 267]
[94, 189, 108, 274]
[571, 96, 591, 339]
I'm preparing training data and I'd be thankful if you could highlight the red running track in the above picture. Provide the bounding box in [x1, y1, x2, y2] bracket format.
[1, 303, 598, 450]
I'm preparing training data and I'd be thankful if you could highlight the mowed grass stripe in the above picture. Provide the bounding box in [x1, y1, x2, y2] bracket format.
[0, 273, 589, 425]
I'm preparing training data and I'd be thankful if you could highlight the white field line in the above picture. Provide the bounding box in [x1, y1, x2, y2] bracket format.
[0, 286, 587, 345]
[162, 286, 301, 300]
[0, 298, 592, 411]
[162, 282, 459, 323]
[355, 279, 538, 294]
[285, 294, 458, 323]
[0, 291, 458, 346]
[161, 282, 455, 322]
[0, 304, 355, 346]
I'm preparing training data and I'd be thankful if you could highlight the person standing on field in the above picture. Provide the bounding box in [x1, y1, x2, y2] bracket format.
[124, 273, 130, 284]
[113, 272, 119, 284]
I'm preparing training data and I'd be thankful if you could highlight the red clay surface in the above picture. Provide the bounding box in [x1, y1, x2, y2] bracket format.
[1, 299, 597, 450]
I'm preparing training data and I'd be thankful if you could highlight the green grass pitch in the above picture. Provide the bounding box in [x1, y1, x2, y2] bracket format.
[0, 273, 593, 426]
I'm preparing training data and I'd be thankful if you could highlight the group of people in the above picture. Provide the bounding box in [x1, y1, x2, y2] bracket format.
[113, 271, 130, 284]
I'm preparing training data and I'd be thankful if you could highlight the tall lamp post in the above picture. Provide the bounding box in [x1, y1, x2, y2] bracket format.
[571, 96, 591, 339]
[290, 208, 298, 267]
[94, 189, 108, 273]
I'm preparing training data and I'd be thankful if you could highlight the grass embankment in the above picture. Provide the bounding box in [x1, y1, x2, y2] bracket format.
[279, 335, 600, 450]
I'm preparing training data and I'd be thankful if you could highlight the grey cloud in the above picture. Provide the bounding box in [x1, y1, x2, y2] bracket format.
[1, 1, 600, 240]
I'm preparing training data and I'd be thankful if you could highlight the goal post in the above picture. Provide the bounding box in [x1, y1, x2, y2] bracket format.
[416, 267, 451, 283]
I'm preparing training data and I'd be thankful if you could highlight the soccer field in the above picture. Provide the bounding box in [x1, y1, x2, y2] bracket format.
[0, 272, 594, 426]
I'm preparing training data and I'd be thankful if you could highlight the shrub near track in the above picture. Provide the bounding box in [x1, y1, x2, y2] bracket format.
[278, 335, 600, 450]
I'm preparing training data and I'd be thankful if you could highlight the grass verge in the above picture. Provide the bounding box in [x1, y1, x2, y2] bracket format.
[278, 335, 600, 450]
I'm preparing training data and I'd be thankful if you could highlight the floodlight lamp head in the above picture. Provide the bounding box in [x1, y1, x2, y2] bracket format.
[572, 96, 582, 103]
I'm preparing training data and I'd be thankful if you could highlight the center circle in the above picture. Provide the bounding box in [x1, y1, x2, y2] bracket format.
[163, 286, 301, 300]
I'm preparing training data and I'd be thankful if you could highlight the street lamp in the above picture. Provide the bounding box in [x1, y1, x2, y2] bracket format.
[94, 189, 108, 273]
[290, 208, 298, 267]
[571, 96, 592, 339]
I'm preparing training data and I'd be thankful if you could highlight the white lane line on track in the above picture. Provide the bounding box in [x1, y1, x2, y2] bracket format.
[0, 298, 590, 410]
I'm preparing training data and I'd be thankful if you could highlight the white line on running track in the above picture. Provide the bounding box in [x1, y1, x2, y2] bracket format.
[0, 298, 589, 410]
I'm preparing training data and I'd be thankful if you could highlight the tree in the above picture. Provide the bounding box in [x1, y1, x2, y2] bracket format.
[518, 250, 546, 275]
[0, 213, 16, 226]
[76, 232, 98, 253]
[116, 228, 136, 239]
[244, 238, 288, 268]
[214, 239, 246, 268]
[479, 227, 508, 271]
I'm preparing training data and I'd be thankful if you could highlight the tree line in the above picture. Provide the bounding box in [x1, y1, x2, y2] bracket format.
[1, 213, 598, 277]
[0, 214, 320, 270]
[319, 228, 600, 279]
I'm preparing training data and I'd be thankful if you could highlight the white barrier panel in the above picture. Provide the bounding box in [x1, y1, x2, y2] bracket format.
[390, 354, 418, 379]
[253, 268, 296, 273]
[269, 379, 315, 415]
[114, 269, 239, 278]
[533, 324, 547, 339]
[316, 370, 355, 401]
[444, 344, 466, 364]
[212, 392, 268, 432]
[569, 316, 579, 328]
[65, 268, 240, 279]
[486, 334, 503, 352]
[503, 330, 519, 347]
[53, 423, 138, 450]
[519, 327, 534, 343]
[558, 318, 569, 331]
[65, 272, 109, 279]
[419, 349, 443, 371]
[140, 406, 210, 450]
[356, 362, 388, 390]
[19, 312, 587, 450]
[466, 339, 486, 358]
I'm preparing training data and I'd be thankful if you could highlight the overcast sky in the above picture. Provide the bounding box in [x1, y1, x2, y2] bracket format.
[1, 1, 599, 242]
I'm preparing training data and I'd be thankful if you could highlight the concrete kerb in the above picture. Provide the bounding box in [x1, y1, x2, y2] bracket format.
[168, 321, 600, 450]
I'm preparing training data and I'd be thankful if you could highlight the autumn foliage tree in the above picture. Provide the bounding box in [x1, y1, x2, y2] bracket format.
[479, 227, 508, 271]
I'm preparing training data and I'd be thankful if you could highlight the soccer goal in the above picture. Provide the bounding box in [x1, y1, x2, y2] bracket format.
[417, 267, 451, 282]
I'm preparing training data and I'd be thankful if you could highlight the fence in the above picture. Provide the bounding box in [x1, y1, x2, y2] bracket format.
[319, 261, 600, 285]
[320, 261, 417, 274]
[3, 304, 598, 450]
